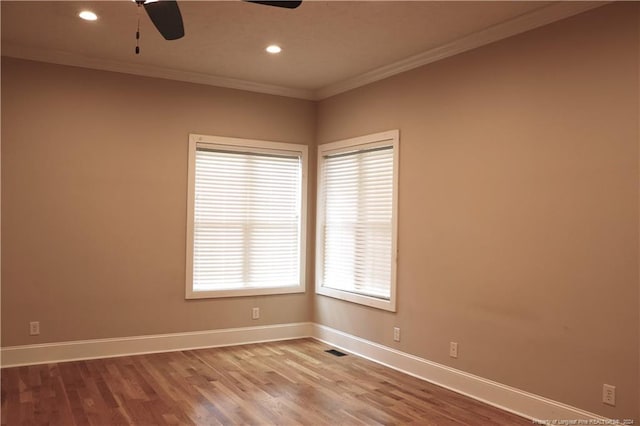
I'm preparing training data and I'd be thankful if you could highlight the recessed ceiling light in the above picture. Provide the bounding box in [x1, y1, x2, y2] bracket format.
[78, 11, 98, 21]
[266, 45, 282, 54]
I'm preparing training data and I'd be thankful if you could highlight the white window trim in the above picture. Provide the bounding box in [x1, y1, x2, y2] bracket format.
[185, 133, 308, 299]
[315, 130, 399, 312]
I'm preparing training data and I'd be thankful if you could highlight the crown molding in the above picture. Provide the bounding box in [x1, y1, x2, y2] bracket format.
[315, 1, 608, 100]
[1, 44, 316, 100]
[2, 2, 607, 101]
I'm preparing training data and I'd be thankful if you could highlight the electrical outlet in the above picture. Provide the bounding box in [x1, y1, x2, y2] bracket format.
[252, 307, 260, 320]
[602, 384, 615, 406]
[29, 321, 40, 336]
[393, 327, 400, 342]
[449, 341, 458, 358]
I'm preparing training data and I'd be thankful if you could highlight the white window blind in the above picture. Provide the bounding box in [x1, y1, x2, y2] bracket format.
[319, 139, 396, 303]
[191, 145, 303, 294]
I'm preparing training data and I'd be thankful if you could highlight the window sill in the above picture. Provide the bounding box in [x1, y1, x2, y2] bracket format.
[186, 285, 305, 299]
[316, 286, 396, 312]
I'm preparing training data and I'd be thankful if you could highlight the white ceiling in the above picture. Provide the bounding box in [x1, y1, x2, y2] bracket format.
[1, 1, 603, 99]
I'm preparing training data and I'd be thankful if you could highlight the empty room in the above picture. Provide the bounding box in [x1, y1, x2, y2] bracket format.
[1, 1, 639, 424]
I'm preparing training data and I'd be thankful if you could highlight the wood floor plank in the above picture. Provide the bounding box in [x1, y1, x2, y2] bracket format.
[1, 338, 530, 425]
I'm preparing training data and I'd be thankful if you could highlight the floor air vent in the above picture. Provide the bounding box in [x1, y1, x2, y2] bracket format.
[325, 349, 347, 357]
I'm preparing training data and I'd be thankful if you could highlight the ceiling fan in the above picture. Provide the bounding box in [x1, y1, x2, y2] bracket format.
[135, 0, 302, 47]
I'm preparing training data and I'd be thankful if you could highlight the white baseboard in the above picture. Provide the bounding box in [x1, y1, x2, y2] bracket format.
[1, 322, 313, 368]
[311, 324, 606, 424]
[1, 321, 607, 424]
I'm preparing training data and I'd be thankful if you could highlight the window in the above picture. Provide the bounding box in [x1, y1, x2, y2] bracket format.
[316, 130, 399, 311]
[186, 134, 307, 299]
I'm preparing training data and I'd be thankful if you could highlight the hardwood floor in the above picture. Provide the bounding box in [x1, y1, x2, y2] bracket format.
[1, 338, 529, 425]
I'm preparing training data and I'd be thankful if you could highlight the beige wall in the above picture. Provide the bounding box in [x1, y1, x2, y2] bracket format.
[1, 58, 316, 345]
[2, 2, 639, 422]
[316, 3, 639, 420]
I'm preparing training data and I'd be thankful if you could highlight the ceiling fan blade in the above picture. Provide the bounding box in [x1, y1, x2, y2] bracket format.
[143, 1, 184, 40]
[246, 1, 302, 9]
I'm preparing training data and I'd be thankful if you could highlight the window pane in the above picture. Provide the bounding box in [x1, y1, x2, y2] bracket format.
[193, 149, 301, 292]
[321, 146, 394, 299]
